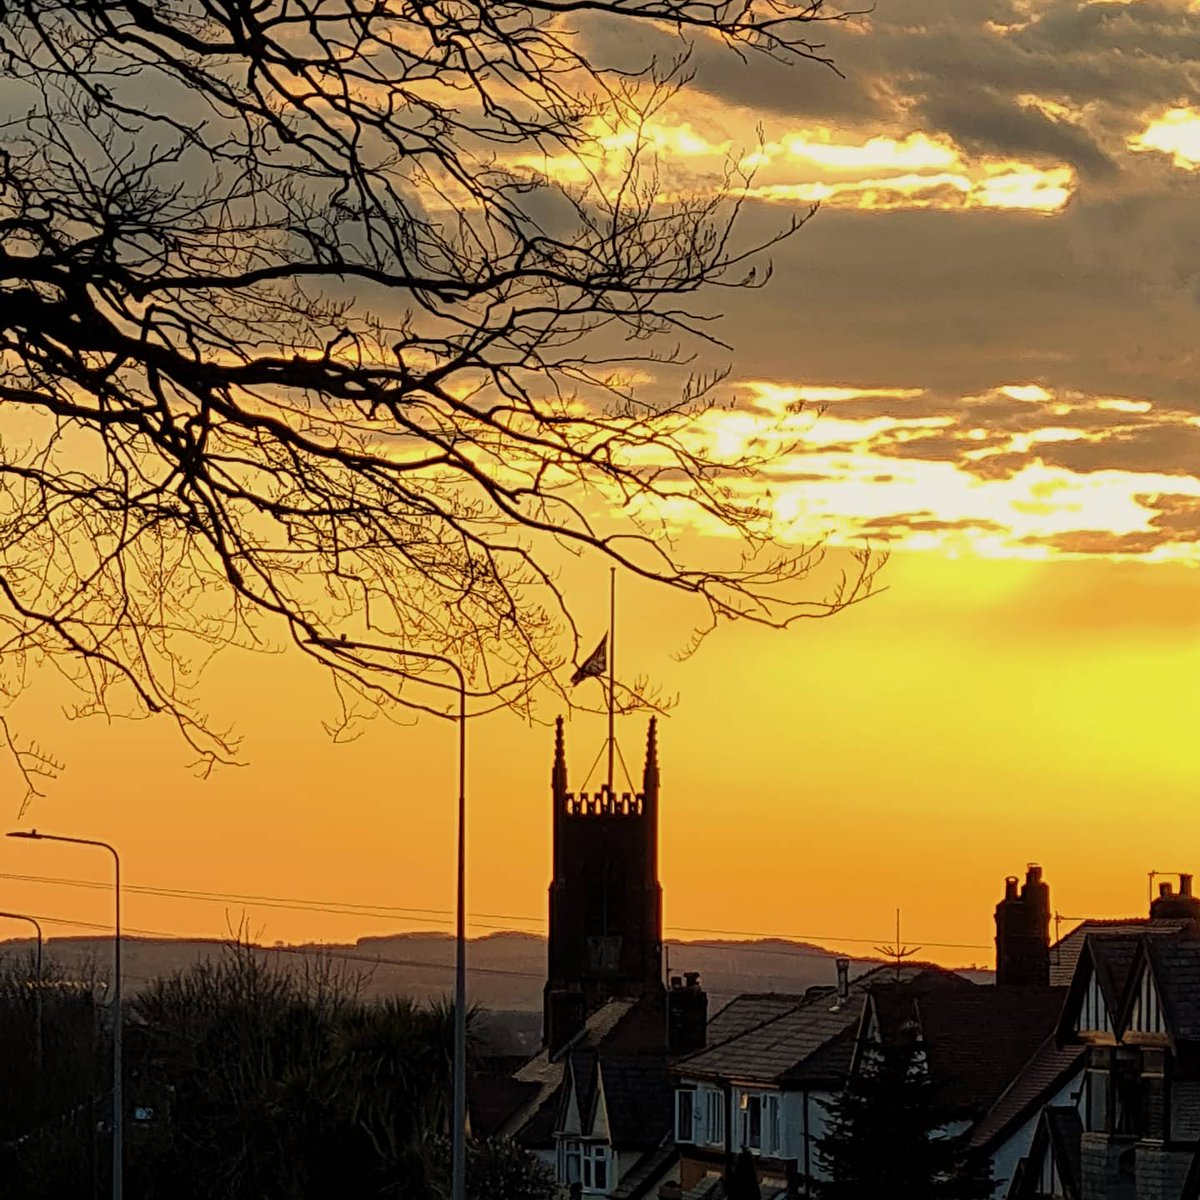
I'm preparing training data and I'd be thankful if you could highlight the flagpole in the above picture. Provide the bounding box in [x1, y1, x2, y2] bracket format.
[607, 567, 615, 796]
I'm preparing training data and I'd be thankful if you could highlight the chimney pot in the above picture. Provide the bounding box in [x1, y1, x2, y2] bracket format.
[1183, 874, 1193, 898]
[684, 971, 701, 989]
[670, 975, 683, 989]
[1161, 882, 1173, 899]
[835, 957, 850, 1001]
[1026, 864, 1043, 884]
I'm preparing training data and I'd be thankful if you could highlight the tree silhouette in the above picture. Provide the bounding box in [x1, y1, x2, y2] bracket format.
[816, 1034, 992, 1200]
[0, 1, 877, 771]
[728, 1148, 763, 1200]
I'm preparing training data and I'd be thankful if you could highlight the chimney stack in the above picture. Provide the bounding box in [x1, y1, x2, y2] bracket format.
[668, 972, 708, 1057]
[1150, 873, 1200, 926]
[835, 958, 850, 1003]
[994, 864, 1051, 987]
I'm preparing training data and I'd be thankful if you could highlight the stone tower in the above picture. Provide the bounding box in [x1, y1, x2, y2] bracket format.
[542, 716, 664, 1052]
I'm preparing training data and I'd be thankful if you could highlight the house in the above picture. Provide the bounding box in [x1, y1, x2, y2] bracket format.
[1004, 872, 1200, 1199]
[859, 978, 1073, 1192]
[967, 1033, 1086, 1195]
[672, 961, 976, 1197]
[671, 866, 1079, 1199]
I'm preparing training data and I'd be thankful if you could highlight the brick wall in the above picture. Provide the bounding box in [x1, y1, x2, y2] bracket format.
[1136, 1143, 1192, 1200]
[1080, 1132, 1135, 1200]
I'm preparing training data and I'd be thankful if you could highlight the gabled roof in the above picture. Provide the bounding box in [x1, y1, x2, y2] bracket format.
[599, 1054, 673, 1149]
[1050, 919, 1190, 987]
[678, 965, 970, 1087]
[1090, 936, 1141, 1015]
[866, 985, 1068, 1120]
[1057, 933, 1139, 1045]
[1057, 931, 1200, 1048]
[704, 993, 807, 1048]
[781, 1022, 858, 1087]
[1140, 938, 1200, 1042]
[1010, 1106, 1082, 1200]
[969, 1033, 1085, 1153]
[502, 997, 640, 1146]
[566, 1050, 599, 1134]
[504, 994, 677, 1151]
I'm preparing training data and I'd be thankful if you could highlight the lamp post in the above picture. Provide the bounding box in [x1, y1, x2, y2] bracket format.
[308, 637, 469, 1200]
[0, 910, 43, 1075]
[8, 831, 121, 1200]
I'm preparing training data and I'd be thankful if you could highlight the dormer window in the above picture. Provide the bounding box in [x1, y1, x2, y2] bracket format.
[557, 1139, 614, 1196]
[582, 1143, 613, 1194]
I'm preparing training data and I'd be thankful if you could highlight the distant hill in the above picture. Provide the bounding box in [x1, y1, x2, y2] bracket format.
[0, 931, 992, 1055]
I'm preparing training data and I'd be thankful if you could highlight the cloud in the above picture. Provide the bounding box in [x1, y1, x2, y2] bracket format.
[546, 0, 1200, 555]
[663, 380, 1200, 563]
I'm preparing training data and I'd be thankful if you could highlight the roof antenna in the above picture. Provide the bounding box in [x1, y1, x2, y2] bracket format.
[874, 908, 921, 983]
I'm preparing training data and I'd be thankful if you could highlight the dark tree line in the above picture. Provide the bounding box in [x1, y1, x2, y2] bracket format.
[0, 946, 555, 1199]
[0, 0, 877, 792]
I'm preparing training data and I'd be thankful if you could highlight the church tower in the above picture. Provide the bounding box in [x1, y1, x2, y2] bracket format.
[542, 716, 664, 1053]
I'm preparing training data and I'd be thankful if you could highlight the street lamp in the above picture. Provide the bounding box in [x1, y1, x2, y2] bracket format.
[7, 831, 122, 1200]
[310, 637, 469, 1200]
[0, 910, 43, 1075]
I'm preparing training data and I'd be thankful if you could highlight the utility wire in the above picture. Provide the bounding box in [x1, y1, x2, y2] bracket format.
[0, 870, 993, 953]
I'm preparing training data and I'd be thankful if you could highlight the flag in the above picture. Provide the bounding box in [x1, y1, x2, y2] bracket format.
[570, 635, 607, 686]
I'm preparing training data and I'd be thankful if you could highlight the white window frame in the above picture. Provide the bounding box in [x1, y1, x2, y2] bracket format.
[764, 1092, 780, 1157]
[738, 1089, 782, 1156]
[702, 1086, 725, 1147]
[675, 1087, 697, 1144]
[557, 1139, 583, 1187]
[740, 1091, 763, 1151]
[557, 1139, 614, 1195]
[581, 1142, 614, 1195]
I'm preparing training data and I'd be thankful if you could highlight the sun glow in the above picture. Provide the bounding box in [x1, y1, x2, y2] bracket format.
[668, 382, 1200, 563]
[1130, 108, 1200, 168]
[510, 104, 1078, 216]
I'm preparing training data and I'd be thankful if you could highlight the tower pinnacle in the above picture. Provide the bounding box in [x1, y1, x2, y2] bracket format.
[643, 716, 659, 794]
[553, 715, 568, 796]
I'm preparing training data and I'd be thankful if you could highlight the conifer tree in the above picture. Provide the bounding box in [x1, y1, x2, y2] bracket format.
[816, 1033, 992, 1200]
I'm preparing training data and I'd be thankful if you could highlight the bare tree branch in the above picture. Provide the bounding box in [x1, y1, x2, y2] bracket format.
[0, 0, 881, 770]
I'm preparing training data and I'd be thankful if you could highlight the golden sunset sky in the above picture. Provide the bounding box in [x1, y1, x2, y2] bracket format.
[5, 0, 1200, 970]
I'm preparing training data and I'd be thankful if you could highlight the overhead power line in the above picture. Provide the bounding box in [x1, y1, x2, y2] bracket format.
[0, 870, 993, 953]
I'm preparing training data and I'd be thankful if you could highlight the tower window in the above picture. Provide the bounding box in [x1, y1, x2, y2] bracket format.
[586, 935, 622, 974]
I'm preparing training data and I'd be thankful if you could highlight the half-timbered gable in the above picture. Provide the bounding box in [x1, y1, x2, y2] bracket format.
[1057, 935, 1138, 1045]
[1009, 1106, 1082, 1200]
[1121, 945, 1169, 1042]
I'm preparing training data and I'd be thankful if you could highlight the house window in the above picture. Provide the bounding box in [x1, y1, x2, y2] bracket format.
[703, 1087, 725, 1147]
[676, 1088, 696, 1143]
[582, 1143, 613, 1194]
[741, 1092, 763, 1150]
[558, 1141, 613, 1195]
[764, 1093, 780, 1157]
[558, 1140, 582, 1186]
[1085, 1066, 1109, 1133]
[1113, 1049, 1142, 1138]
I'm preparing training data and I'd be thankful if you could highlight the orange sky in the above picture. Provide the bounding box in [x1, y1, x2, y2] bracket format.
[3, 549, 1200, 971]
[7, 0, 1200, 980]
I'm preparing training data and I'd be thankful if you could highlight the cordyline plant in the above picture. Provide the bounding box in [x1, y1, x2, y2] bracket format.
[0, 0, 878, 795]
